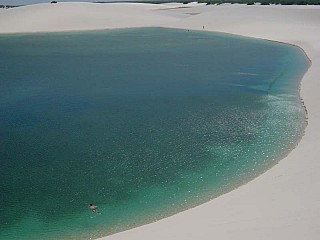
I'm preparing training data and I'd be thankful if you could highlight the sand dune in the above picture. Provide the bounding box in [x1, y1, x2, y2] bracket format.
[1, 3, 319, 240]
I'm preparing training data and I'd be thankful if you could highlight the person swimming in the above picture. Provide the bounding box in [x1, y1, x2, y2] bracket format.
[89, 203, 99, 214]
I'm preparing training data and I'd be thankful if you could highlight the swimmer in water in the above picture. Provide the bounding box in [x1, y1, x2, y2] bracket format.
[89, 203, 99, 214]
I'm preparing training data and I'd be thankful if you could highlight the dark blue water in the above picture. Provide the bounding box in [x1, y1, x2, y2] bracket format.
[0, 28, 309, 239]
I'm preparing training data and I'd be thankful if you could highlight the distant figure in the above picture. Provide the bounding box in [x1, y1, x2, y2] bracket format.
[89, 203, 99, 214]
[203, 25, 205, 30]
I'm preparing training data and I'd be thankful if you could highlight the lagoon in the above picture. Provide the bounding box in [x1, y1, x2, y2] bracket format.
[0, 28, 310, 239]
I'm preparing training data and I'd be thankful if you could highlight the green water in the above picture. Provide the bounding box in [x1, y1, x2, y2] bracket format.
[0, 28, 310, 239]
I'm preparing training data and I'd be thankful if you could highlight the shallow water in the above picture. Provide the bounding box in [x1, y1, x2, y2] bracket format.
[0, 28, 310, 239]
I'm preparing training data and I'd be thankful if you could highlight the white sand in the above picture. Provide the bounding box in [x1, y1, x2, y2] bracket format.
[1, 3, 320, 240]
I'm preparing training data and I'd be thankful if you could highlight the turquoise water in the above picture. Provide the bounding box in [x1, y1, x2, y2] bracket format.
[0, 28, 309, 239]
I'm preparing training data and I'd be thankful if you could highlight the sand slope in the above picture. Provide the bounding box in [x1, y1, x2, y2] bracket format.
[0, 3, 180, 33]
[1, 3, 320, 240]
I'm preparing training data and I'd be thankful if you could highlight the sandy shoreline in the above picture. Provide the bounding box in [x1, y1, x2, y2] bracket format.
[1, 3, 319, 239]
